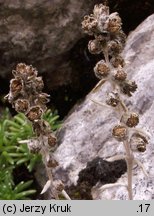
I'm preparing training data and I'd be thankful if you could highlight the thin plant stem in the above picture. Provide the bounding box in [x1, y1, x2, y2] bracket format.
[104, 48, 110, 64]
[62, 190, 71, 200]
[90, 79, 107, 93]
[119, 99, 128, 113]
[123, 140, 134, 200]
[103, 47, 134, 200]
[90, 98, 109, 108]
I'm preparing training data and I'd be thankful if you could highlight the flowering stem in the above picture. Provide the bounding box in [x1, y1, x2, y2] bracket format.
[104, 49, 110, 65]
[119, 99, 128, 112]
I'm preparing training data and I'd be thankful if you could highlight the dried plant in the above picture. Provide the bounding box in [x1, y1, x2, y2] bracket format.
[82, 4, 149, 200]
[5, 63, 70, 200]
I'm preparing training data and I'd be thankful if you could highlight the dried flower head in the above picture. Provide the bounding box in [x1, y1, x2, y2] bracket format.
[121, 80, 137, 96]
[26, 106, 43, 121]
[93, 4, 109, 18]
[10, 78, 23, 96]
[15, 63, 27, 74]
[95, 5, 109, 32]
[121, 112, 139, 128]
[130, 133, 148, 152]
[14, 99, 29, 113]
[114, 67, 127, 81]
[32, 120, 50, 136]
[106, 92, 119, 107]
[34, 93, 50, 111]
[34, 77, 44, 92]
[47, 156, 59, 168]
[94, 60, 110, 79]
[108, 40, 123, 56]
[110, 55, 125, 68]
[88, 39, 102, 54]
[126, 113, 139, 127]
[112, 125, 127, 140]
[81, 15, 98, 35]
[16, 63, 38, 77]
[47, 134, 57, 148]
[107, 12, 122, 33]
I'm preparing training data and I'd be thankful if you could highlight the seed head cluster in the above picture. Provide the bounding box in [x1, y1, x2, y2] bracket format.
[82, 4, 149, 200]
[5, 63, 57, 156]
[5, 63, 67, 199]
[82, 4, 137, 97]
[82, 4, 148, 153]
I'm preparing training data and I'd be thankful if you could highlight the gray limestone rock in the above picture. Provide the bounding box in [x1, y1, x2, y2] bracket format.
[54, 14, 154, 200]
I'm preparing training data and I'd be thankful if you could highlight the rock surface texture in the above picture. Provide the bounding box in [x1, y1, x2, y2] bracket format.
[0, 0, 101, 87]
[54, 14, 154, 200]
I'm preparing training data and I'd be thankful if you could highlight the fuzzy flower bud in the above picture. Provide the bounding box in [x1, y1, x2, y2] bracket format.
[93, 4, 109, 18]
[34, 77, 44, 92]
[94, 60, 110, 79]
[121, 80, 137, 96]
[108, 40, 123, 56]
[14, 99, 29, 113]
[47, 156, 59, 168]
[126, 113, 139, 127]
[16, 63, 38, 77]
[107, 12, 122, 33]
[48, 134, 57, 148]
[26, 106, 43, 121]
[34, 93, 50, 111]
[106, 92, 119, 107]
[10, 78, 23, 96]
[81, 15, 98, 35]
[110, 55, 125, 68]
[121, 112, 139, 128]
[130, 133, 148, 152]
[114, 67, 127, 81]
[88, 39, 102, 54]
[112, 125, 127, 140]
[95, 4, 110, 33]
